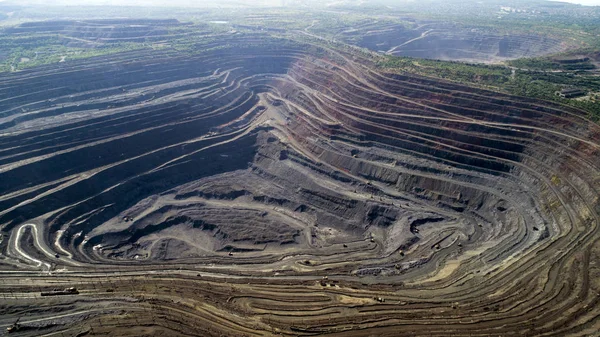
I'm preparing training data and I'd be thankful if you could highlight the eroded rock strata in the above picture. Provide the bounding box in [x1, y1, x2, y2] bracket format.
[1, 33, 600, 336]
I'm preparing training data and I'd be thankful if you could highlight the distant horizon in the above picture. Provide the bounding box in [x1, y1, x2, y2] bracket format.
[0, 0, 600, 7]
[551, 0, 600, 5]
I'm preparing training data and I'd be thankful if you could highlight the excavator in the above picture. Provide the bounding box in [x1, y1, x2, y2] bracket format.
[7, 317, 21, 333]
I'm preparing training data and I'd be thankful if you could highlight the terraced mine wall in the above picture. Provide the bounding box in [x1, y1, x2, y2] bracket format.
[1, 33, 600, 336]
[338, 22, 569, 62]
[4, 19, 185, 45]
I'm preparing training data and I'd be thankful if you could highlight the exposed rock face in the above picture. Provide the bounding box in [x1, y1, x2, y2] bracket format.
[1, 34, 597, 266]
[1, 30, 600, 336]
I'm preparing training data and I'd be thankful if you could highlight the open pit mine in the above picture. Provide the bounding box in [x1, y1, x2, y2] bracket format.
[1, 23, 600, 337]
[337, 21, 570, 63]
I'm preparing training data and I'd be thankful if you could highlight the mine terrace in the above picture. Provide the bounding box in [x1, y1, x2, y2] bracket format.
[1, 1, 600, 336]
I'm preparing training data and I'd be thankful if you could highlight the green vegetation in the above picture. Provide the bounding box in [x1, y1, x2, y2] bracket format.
[0, 41, 152, 73]
[508, 54, 598, 72]
[0, 21, 230, 73]
[507, 57, 558, 71]
[379, 55, 600, 121]
[378, 57, 512, 87]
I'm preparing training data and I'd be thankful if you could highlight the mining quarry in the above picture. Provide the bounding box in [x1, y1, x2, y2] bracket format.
[337, 21, 571, 63]
[1, 3, 600, 336]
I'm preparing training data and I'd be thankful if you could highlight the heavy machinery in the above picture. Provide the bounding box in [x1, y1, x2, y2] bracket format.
[7, 318, 20, 333]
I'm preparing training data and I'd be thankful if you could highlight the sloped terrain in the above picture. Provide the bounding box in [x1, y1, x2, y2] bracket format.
[1, 29, 600, 336]
[4, 19, 184, 45]
[338, 22, 569, 62]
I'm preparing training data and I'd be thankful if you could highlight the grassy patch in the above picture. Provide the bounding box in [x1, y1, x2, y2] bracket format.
[378, 54, 600, 121]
